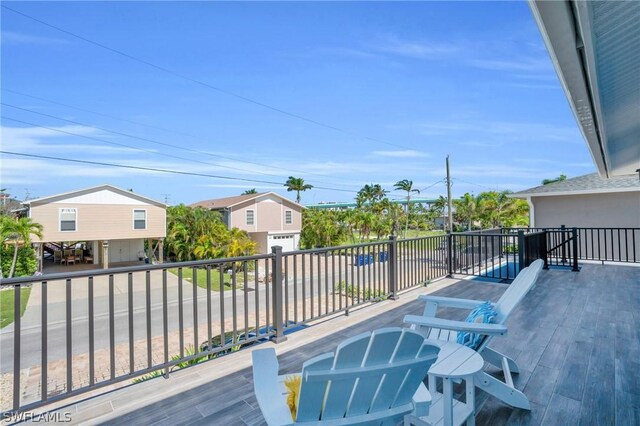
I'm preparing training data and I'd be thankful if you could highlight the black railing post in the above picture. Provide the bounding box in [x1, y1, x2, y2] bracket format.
[560, 224, 567, 264]
[13, 284, 21, 411]
[572, 227, 580, 272]
[447, 232, 453, 277]
[270, 245, 287, 343]
[542, 231, 549, 269]
[517, 230, 525, 274]
[388, 235, 398, 300]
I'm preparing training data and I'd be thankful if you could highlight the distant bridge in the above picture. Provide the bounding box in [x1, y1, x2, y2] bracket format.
[305, 198, 439, 209]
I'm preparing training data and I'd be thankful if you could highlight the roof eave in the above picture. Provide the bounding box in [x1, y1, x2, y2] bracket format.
[511, 186, 640, 198]
[528, 0, 610, 178]
[24, 184, 166, 208]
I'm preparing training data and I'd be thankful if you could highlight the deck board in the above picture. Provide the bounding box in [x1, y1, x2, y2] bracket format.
[32, 263, 640, 425]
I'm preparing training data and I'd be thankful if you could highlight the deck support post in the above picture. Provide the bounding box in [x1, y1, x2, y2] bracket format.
[571, 227, 579, 272]
[446, 232, 453, 277]
[388, 235, 398, 300]
[517, 230, 525, 273]
[271, 245, 287, 343]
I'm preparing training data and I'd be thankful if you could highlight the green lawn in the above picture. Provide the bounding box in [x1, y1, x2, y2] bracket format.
[401, 230, 446, 238]
[0, 287, 31, 329]
[169, 268, 248, 292]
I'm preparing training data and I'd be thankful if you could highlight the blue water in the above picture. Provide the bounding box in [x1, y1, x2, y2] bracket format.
[471, 261, 519, 282]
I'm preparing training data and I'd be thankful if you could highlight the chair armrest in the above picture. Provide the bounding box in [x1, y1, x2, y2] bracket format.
[412, 381, 432, 417]
[417, 295, 492, 310]
[403, 315, 507, 336]
[252, 348, 293, 426]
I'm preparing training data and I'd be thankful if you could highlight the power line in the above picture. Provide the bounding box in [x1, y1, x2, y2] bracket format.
[419, 179, 446, 193]
[2, 4, 418, 152]
[2, 88, 199, 139]
[2, 103, 363, 188]
[0, 151, 358, 193]
[451, 177, 495, 191]
[2, 116, 290, 177]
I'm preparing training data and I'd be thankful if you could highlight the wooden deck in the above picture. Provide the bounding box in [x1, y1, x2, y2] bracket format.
[28, 263, 640, 425]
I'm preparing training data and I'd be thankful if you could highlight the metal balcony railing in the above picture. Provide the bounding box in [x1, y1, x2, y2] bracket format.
[1, 227, 637, 414]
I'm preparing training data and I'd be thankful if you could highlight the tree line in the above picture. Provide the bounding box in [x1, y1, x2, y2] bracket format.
[164, 205, 257, 261]
[298, 179, 529, 249]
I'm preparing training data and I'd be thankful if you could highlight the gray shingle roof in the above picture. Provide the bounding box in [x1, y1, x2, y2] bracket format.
[190, 192, 268, 209]
[513, 173, 640, 196]
[190, 192, 303, 209]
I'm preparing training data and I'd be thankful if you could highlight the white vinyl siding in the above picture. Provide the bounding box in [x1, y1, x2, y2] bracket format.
[246, 209, 255, 225]
[285, 210, 293, 225]
[133, 209, 147, 230]
[60, 208, 77, 232]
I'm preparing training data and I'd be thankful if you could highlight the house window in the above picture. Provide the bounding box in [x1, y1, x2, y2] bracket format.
[246, 210, 255, 225]
[285, 210, 293, 225]
[133, 209, 147, 230]
[60, 208, 77, 231]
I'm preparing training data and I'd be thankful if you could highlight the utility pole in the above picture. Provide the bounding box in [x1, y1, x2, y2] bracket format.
[446, 155, 453, 232]
[161, 193, 171, 205]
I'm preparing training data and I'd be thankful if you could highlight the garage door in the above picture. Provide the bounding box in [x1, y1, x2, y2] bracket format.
[109, 239, 144, 263]
[268, 234, 296, 252]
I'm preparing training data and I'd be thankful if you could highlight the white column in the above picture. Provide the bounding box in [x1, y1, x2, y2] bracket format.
[102, 241, 109, 269]
[526, 196, 535, 227]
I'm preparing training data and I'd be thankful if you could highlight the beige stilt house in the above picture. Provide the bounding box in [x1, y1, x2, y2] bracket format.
[23, 185, 166, 272]
[191, 192, 303, 253]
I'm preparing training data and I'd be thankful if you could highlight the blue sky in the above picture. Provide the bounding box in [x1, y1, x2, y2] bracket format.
[1, 1, 595, 205]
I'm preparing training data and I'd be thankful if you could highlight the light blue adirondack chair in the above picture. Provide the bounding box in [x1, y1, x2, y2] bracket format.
[403, 259, 544, 410]
[252, 328, 441, 425]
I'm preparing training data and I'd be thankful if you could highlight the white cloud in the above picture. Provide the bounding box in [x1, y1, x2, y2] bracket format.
[1, 125, 150, 154]
[414, 120, 581, 143]
[450, 165, 554, 180]
[370, 35, 459, 59]
[1, 31, 70, 45]
[318, 47, 382, 60]
[371, 150, 429, 158]
[469, 56, 553, 73]
[459, 141, 503, 148]
[503, 82, 559, 90]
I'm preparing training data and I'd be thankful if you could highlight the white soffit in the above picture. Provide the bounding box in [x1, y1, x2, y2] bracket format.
[529, 0, 640, 177]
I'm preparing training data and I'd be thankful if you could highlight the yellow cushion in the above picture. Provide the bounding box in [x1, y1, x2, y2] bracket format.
[284, 374, 301, 421]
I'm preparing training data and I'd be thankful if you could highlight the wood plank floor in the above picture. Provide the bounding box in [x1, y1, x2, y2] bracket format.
[35, 263, 640, 425]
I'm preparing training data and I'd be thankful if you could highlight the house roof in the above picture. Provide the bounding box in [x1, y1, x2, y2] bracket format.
[190, 192, 303, 210]
[529, 1, 640, 177]
[23, 184, 166, 208]
[511, 173, 640, 198]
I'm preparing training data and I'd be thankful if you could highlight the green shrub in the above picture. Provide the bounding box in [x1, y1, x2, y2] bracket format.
[334, 281, 387, 302]
[133, 345, 207, 383]
[1, 245, 37, 278]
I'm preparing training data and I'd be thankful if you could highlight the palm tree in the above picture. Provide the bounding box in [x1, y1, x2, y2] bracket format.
[242, 189, 258, 195]
[0, 216, 15, 278]
[284, 177, 313, 204]
[340, 209, 358, 244]
[355, 211, 375, 242]
[393, 179, 420, 237]
[6, 217, 43, 278]
[453, 193, 478, 231]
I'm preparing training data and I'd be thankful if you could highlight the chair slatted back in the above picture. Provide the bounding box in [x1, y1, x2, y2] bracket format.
[296, 328, 440, 423]
[493, 259, 544, 324]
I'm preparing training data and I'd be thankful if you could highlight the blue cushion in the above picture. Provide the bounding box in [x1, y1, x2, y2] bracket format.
[456, 302, 496, 350]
